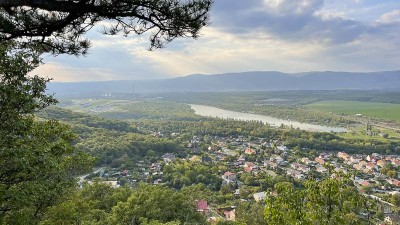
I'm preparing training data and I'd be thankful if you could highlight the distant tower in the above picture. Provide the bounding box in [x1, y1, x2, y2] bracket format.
[366, 121, 373, 135]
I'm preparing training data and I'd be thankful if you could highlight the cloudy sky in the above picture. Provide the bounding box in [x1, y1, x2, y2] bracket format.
[33, 0, 400, 82]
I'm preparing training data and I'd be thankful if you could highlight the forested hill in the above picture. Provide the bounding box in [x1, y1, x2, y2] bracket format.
[48, 70, 400, 96]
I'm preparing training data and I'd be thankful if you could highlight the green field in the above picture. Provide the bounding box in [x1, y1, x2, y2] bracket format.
[307, 100, 400, 121]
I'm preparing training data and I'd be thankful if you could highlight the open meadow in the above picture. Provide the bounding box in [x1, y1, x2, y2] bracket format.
[307, 100, 400, 122]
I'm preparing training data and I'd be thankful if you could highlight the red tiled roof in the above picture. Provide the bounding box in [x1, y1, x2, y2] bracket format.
[393, 160, 400, 165]
[245, 162, 255, 167]
[244, 167, 252, 172]
[389, 179, 400, 186]
[196, 200, 208, 211]
[224, 171, 235, 176]
[361, 181, 370, 186]
[245, 148, 256, 154]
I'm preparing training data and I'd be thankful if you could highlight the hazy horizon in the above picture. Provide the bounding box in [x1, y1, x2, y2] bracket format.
[49, 69, 400, 83]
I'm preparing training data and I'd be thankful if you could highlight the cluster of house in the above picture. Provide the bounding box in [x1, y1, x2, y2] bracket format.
[213, 138, 400, 213]
[337, 152, 400, 188]
[276, 153, 336, 180]
[83, 134, 400, 223]
[339, 152, 400, 170]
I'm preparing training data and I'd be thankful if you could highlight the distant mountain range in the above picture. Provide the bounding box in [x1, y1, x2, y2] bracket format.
[47, 71, 400, 96]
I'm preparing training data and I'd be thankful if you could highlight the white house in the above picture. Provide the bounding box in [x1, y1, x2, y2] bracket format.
[253, 192, 266, 202]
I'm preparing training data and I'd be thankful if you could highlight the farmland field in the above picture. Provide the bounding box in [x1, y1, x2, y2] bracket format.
[307, 100, 400, 121]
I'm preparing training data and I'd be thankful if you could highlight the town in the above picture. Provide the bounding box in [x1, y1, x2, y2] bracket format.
[82, 133, 400, 224]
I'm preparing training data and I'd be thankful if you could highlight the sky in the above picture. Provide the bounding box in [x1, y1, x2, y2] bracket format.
[33, 0, 400, 82]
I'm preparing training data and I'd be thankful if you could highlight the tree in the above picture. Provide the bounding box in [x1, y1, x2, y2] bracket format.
[390, 194, 400, 207]
[264, 175, 367, 225]
[387, 170, 398, 179]
[108, 184, 206, 224]
[264, 182, 307, 224]
[0, 0, 213, 55]
[236, 202, 265, 225]
[0, 0, 213, 222]
[0, 43, 94, 224]
[40, 182, 132, 225]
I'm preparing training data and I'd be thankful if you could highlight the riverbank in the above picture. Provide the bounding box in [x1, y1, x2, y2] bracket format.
[190, 104, 347, 133]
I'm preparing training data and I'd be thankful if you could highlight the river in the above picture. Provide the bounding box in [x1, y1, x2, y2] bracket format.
[190, 104, 347, 133]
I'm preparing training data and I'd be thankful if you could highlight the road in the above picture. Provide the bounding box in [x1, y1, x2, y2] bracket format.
[78, 167, 105, 183]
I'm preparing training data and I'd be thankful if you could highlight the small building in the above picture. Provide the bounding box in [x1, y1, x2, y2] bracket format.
[253, 192, 266, 202]
[366, 155, 377, 163]
[237, 155, 246, 165]
[244, 148, 256, 155]
[150, 163, 162, 171]
[277, 145, 288, 152]
[244, 162, 258, 172]
[315, 157, 325, 165]
[366, 162, 377, 171]
[264, 160, 278, 170]
[337, 152, 349, 161]
[224, 209, 236, 221]
[301, 157, 313, 165]
[387, 178, 400, 187]
[101, 180, 119, 188]
[196, 200, 209, 213]
[392, 160, 400, 167]
[377, 159, 387, 167]
[385, 214, 400, 225]
[162, 153, 175, 163]
[222, 172, 237, 183]
[271, 155, 284, 164]
[316, 165, 327, 173]
[349, 156, 361, 164]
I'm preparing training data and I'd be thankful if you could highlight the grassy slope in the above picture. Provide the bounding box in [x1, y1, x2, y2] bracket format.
[307, 101, 400, 121]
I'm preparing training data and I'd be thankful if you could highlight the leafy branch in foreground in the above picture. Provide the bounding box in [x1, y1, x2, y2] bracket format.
[0, 43, 94, 224]
[265, 170, 373, 225]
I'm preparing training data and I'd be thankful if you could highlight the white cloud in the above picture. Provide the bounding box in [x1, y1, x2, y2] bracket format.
[36, 1, 400, 82]
[263, 0, 324, 15]
[126, 27, 334, 76]
[377, 10, 400, 23]
[31, 63, 117, 82]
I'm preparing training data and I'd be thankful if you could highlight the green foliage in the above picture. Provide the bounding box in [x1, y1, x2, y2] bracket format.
[98, 100, 199, 121]
[76, 130, 182, 167]
[308, 100, 400, 122]
[265, 175, 366, 225]
[284, 128, 399, 155]
[42, 183, 215, 225]
[163, 161, 222, 191]
[390, 194, 400, 207]
[40, 182, 132, 225]
[235, 202, 265, 225]
[109, 184, 206, 225]
[0, 43, 94, 223]
[380, 164, 399, 179]
[38, 107, 138, 133]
